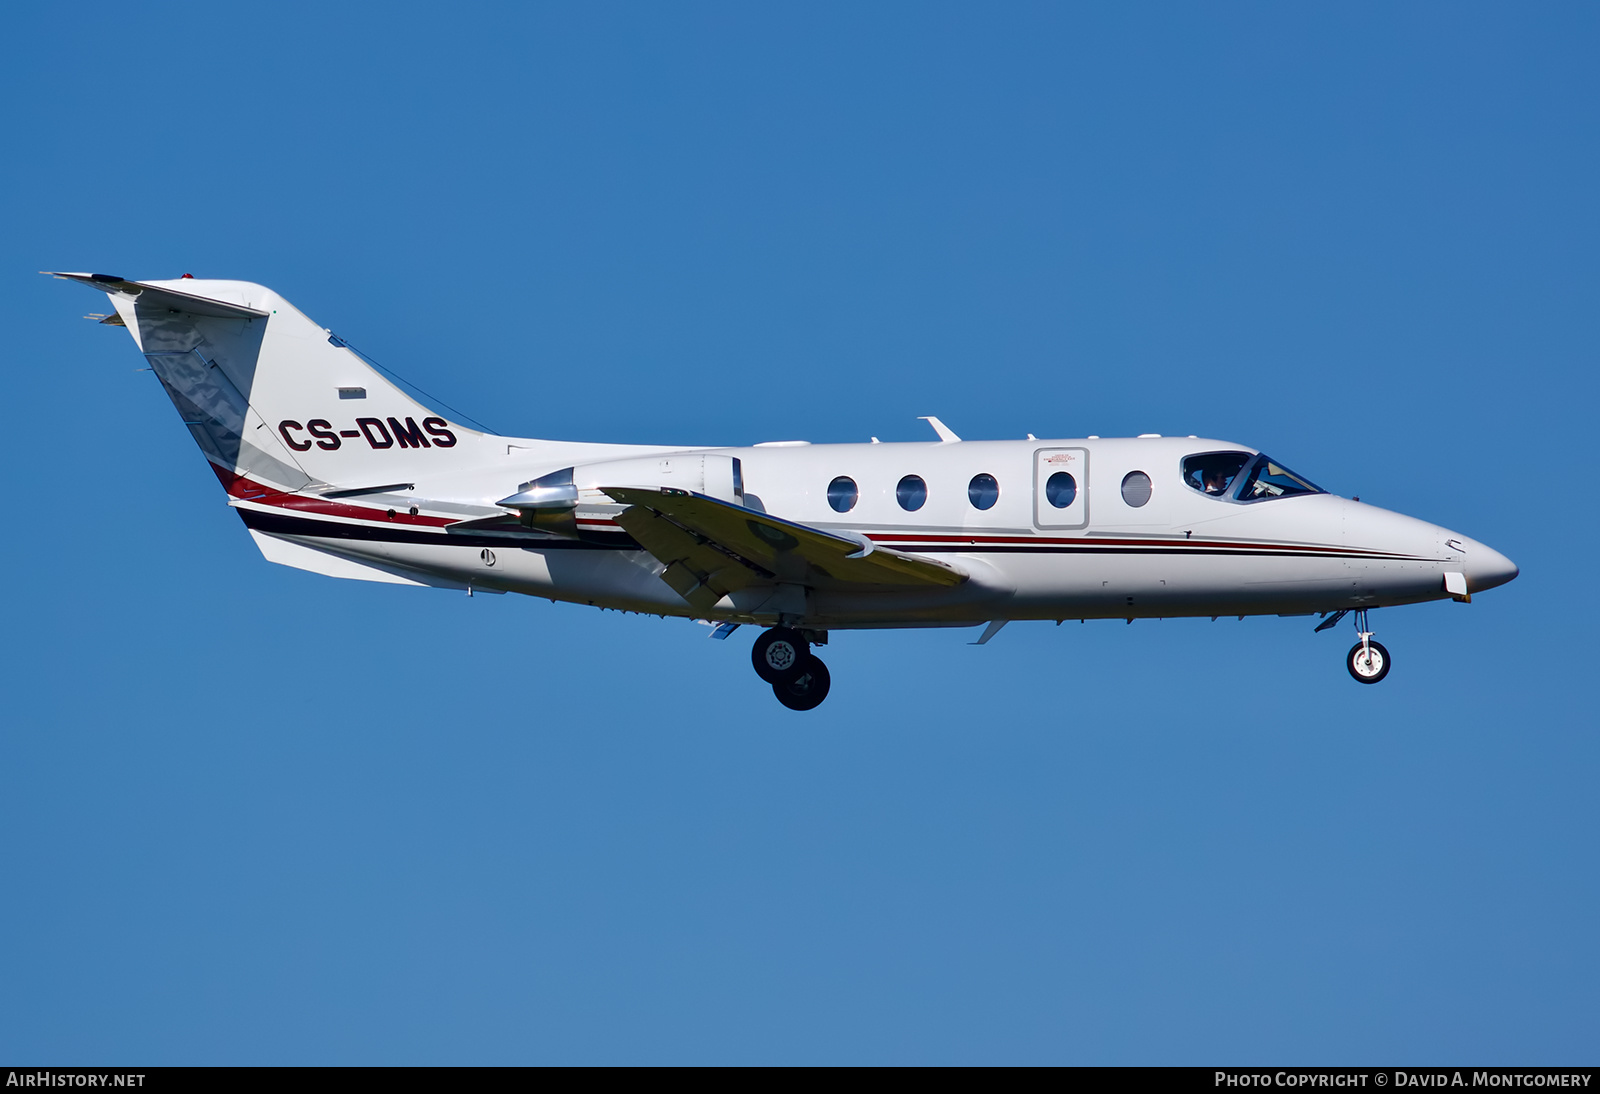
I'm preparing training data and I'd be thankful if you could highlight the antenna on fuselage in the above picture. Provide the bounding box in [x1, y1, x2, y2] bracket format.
[918, 416, 961, 443]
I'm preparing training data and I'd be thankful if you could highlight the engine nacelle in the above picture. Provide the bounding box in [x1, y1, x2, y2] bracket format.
[498, 452, 745, 537]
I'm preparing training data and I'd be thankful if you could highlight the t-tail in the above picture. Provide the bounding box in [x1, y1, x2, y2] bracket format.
[51, 273, 492, 499]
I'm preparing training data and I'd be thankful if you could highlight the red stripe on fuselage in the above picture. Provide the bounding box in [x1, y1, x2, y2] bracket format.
[212, 468, 1421, 559]
[865, 531, 1408, 558]
[211, 466, 456, 528]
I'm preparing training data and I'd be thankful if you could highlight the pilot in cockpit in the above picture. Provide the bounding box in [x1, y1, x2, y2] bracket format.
[1184, 451, 1252, 498]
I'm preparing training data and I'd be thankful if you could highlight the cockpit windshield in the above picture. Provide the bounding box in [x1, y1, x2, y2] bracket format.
[1234, 454, 1324, 501]
[1182, 452, 1252, 497]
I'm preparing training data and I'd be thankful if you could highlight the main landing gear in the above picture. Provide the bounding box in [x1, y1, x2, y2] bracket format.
[751, 627, 832, 710]
[1319, 608, 1391, 684]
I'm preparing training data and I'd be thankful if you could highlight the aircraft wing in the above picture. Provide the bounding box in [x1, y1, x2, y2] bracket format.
[603, 487, 967, 611]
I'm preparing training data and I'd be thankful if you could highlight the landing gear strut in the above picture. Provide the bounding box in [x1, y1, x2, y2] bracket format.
[752, 627, 832, 709]
[1345, 608, 1391, 684]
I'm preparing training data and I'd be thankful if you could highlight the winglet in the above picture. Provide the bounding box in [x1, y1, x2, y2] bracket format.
[918, 416, 961, 443]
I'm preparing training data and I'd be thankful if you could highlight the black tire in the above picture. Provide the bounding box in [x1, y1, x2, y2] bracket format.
[1347, 640, 1391, 684]
[752, 627, 808, 684]
[773, 654, 831, 711]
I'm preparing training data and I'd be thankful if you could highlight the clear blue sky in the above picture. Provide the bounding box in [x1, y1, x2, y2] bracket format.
[2, 2, 1594, 1064]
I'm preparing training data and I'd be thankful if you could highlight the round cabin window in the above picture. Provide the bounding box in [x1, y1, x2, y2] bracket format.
[827, 476, 858, 513]
[1045, 471, 1077, 508]
[896, 475, 927, 511]
[1121, 471, 1152, 508]
[968, 473, 999, 511]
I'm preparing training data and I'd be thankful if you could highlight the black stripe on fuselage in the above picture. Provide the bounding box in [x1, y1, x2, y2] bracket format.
[237, 508, 639, 549]
[239, 509, 1420, 563]
[902, 543, 1419, 560]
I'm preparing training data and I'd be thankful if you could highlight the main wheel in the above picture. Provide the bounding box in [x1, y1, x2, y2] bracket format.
[773, 654, 831, 711]
[752, 627, 808, 684]
[1347, 640, 1391, 684]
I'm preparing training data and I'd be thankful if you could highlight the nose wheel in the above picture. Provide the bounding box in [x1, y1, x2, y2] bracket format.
[752, 626, 832, 709]
[1341, 609, 1391, 684]
[1347, 638, 1391, 683]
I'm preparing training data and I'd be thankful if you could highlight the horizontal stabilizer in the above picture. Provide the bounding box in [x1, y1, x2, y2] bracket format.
[46, 272, 269, 319]
[249, 530, 481, 590]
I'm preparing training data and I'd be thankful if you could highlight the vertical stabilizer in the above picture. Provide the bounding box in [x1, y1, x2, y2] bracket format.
[52, 273, 493, 493]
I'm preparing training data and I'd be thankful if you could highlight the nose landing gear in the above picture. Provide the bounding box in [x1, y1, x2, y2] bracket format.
[1347, 637, 1391, 683]
[1342, 608, 1391, 684]
[751, 626, 832, 709]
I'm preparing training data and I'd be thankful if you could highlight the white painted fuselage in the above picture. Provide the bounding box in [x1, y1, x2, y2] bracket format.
[243, 433, 1515, 629]
[60, 273, 1518, 645]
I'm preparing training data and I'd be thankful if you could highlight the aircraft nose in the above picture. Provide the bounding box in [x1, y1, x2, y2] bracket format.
[1455, 536, 1519, 593]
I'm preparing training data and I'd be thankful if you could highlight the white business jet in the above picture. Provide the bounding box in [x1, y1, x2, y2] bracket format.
[56, 273, 1518, 710]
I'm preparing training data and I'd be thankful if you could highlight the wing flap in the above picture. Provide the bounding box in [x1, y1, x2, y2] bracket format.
[603, 487, 967, 593]
[611, 503, 768, 612]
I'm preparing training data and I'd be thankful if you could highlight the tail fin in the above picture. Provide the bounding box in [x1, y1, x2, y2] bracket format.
[52, 273, 491, 495]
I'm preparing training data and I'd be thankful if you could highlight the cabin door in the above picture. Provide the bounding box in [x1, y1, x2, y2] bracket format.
[1033, 448, 1089, 529]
